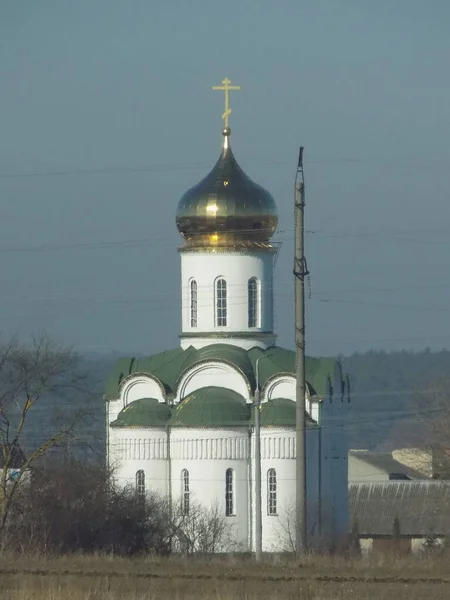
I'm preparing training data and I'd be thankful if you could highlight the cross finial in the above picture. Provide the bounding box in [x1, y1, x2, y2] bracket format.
[212, 78, 241, 128]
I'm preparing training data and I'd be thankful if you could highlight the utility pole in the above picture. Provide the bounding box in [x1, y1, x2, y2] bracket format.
[254, 377, 262, 562]
[294, 146, 308, 555]
[254, 353, 276, 561]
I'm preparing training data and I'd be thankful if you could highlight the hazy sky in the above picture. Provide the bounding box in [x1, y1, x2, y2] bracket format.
[1, 0, 450, 357]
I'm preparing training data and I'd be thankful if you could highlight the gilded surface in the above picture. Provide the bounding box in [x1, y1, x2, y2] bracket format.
[212, 77, 241, 129]
[176, 130, 278, 249]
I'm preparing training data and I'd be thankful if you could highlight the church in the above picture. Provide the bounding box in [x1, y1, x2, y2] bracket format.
[105, 80, 350, 552]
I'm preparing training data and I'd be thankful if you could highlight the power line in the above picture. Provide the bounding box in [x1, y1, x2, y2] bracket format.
[1, 153, 447, 180]
[0, 222, 450, 255]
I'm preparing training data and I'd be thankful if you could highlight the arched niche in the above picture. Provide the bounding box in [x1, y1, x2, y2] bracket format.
[175, 362, 250, 404]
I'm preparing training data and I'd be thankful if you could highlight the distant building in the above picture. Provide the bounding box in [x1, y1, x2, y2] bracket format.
[392, 448, 433, 478]
[349, 450, 425, 482]
[0, 443, 27, 484]
[350, 481, 450, 553]
[104, 87, 351, 553]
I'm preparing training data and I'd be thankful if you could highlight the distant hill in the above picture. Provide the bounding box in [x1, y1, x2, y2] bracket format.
[345, 349, 450, 450]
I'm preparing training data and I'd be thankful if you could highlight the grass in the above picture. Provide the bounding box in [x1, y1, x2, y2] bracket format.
[1, 552, 450, 599]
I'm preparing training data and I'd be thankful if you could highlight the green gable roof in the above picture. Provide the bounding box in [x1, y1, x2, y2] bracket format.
[171, 386, 250, 428]
[247, 347, 337, 396]
[111, 398, 171, 428]
[105, 343, 341, 401]
[258, 398, 316, 428]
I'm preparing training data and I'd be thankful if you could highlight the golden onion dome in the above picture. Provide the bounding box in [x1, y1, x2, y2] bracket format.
[176, 127, 278, 249]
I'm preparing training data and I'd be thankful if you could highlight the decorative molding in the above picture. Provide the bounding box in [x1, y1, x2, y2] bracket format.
[262, 373, 316, 400]
[117, 437, 168, 460]
[118, 372, 166, 404]
[178, 245, 277, 255]
[180, 331, 275, 340]
[115, 433, 298, 461]
[170, 436, 249, 460]
[261, 372, 295, 397]
[259, 435, 296, 460]
[174, 359, 252, 399]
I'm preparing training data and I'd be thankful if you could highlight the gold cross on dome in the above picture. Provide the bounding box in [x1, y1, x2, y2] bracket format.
[212, 78, 241, 128]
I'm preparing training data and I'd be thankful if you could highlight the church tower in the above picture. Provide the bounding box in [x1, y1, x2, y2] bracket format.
[176, 79, 279, 350]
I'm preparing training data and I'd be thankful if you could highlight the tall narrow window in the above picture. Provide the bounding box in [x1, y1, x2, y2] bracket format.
[216, 278, 227, 327]
[267, 468, 277, 515]
[248, 277, 259, 328]
[190, 280, 198, 327]
[181, 469, 190, 514]
[225, 468, 234, 516]
[136, 469, 145, 498]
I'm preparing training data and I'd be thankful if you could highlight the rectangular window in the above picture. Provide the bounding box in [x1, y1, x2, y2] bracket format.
[225, 468, 234, 516]
[248, 278, 259, 328]
[267, 469, 277, 515]
[216, 278, 227, 327]
[190, 280, 198, 327]
[182, 469, 190, 514]
[136, 470, 145, 498]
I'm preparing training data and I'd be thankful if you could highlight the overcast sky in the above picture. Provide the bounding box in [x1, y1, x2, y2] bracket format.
[1, 0, 450, 357]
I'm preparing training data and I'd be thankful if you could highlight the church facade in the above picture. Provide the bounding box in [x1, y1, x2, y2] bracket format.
[105, 86, 350, 552]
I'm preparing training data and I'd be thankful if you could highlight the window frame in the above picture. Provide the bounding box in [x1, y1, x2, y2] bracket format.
[267, 468, 277, 516]
[190, 279, 198, 328]
[216, 278, 228, 327]
[248, 277, 259, 328]
[181, 469, 190, 515]
[225, 468, 234, 516]
[136, 469, 145, 498]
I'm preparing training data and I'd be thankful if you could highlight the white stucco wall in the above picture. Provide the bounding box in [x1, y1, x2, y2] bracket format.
[106, 365, 350, 553]
[263, 375, 320, 422]
[170, 428, 250, 550]
[257, 427, 321, 552]
[108, 424, 323, 553]
[180, 249, 275, 349]
[120, 376, 165, 406]
[108, 427, 169, 497]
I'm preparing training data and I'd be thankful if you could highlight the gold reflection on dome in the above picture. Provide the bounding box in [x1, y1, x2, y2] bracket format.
[206, 202, 218, 215]
[176, 128, 278, 250]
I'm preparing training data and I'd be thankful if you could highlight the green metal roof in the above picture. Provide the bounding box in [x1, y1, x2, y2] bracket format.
[173, 344, 255, 392]
[109, 393, 317, 430]
[171, 386, 250, 428]
[247, 347, 337, 396]
[105, 343, 341, 401]
[111, 398, 171, 428]
[257, 398, 316, 428]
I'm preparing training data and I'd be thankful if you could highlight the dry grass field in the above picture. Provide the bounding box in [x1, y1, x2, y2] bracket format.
[1, 553, 450, 599]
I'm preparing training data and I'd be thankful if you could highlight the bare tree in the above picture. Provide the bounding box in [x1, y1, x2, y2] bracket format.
[276, 502, 296, 553]
[169, 499, 238, 555]
[415, 376, 450, 479]
[276, 500, 335, 553]
[0, 333, 90, 533]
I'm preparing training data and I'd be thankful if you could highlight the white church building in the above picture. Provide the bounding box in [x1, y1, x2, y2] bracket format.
[105, 86, 350, 552]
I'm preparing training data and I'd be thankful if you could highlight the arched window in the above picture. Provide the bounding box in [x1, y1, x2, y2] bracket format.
[181, 469, 190, 514]
[216, 278, 227, 327]
[225, 468, 234, 516]
[267, 468, 277, 515]
[248, 277, 259, 328]
[136, 469, 145, 498]
[190, 280, 198, 327]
